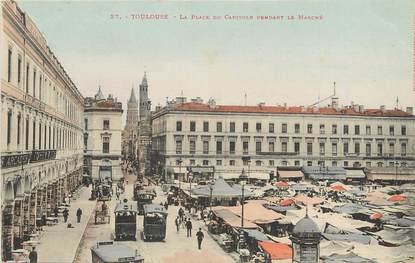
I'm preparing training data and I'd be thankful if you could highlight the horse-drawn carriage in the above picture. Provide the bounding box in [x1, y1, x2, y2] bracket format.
[95, 202, 110, 224]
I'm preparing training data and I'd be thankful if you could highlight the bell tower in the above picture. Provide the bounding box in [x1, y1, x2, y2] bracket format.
[139, 72, 151, 121]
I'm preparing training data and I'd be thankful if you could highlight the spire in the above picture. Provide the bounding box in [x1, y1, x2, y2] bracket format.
[95, 85, 105, 100]
[141, 71, 148, 86]
[128, 87, 137, 103]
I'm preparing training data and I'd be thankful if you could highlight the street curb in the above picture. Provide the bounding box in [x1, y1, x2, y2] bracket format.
[72, 197, 97, 263]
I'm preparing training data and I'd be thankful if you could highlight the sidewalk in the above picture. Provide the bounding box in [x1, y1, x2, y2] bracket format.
[36, 186, 97, 263]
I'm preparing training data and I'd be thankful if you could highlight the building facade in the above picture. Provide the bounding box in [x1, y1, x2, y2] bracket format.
[83, 88, 123, 183]
[122, 88, 139, 160]
[1, 0, 84, 259]
[151, 97, 415, 183]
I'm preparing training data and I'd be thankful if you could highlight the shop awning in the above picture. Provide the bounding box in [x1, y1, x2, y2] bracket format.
[346, 169, 366, 179]
[248, 172, 270, 180]
[212, 208, 258, 229]
[226, 201, 283, 224]
[367, 174, 415, 181]
[278, 170, 304, 179]
[243, 229, 269, 242]
[258, 242, 292, 260]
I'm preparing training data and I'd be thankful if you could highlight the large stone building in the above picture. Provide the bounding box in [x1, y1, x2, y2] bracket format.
[151, 97, 415, 183]
[83, 88, 123, 182]
[122, 87, 139, 160]
[1, 0, 84, 259]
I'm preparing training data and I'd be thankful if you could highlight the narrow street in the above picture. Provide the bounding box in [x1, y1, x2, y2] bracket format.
[74, 171, 235, 263]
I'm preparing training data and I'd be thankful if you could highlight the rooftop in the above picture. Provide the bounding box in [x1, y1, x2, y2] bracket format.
[168, 102, 413, 118]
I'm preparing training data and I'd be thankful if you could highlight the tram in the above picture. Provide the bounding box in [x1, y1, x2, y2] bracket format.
[114, 199, 138, 241]
[142, 204, 168, 241]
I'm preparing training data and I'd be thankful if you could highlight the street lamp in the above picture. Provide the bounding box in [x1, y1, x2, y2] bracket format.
[395, 161, 399, 186]
[188, 172, 193, 199]
[239, 168, 248, 228]
[177, 158, 183, 193]
[209, 182, 213, 213]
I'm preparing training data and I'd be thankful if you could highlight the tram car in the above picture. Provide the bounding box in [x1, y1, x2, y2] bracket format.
[136, 188, 156, 215]
[142, 204, 168, 241]
[96, 183, 112, 201]
[91, 241, 144, 263]
[114, 199, 138, 241]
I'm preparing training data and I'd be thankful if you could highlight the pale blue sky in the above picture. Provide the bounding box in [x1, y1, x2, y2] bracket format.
[18, 0, 414, 113]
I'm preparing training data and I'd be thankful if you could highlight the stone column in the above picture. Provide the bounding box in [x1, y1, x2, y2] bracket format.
[36, 188, 43, 229]
[46, 184, 53, 216]
[13, 199, 23, 249]
[2, 203, 14, 260]
[28, 191, 37, 235]
[22, 194, 31, 239]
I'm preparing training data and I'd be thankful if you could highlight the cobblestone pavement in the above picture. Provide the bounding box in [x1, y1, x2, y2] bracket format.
[74, 172, 235, 263]
[36, 186, 96, 263]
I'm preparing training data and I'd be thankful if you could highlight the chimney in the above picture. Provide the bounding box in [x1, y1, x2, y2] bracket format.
[353, 104, 359, 112]
[380, 105, 386, 112]
[258, 102, 265, 107]
[406, 107, 413, 115]
[283, 103, 287, 109]
[358, 105, 364, 113]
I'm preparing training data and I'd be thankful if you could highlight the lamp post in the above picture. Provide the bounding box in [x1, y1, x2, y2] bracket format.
[189, 172, 193, 199]
[209, 183, 213, 213]
[395, 161, 399, 186]
[239, 169, 248, 229]
[177, 158, 183, 193]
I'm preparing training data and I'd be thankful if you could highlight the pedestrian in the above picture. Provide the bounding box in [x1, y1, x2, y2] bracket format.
[186, 218, 192, 237]
[29, 247, 38, 263]
[164, 201, 168, 211]
[76, 208, 82, 223]
[116, 190, 120, 200]
[63, 208, 69, 223]
[54, 206, 59, 218]
[175, 216, 180, 232]
[196, 228, 204, 250]
[178, 207, 184, 221]
[41, 213, 47, 226]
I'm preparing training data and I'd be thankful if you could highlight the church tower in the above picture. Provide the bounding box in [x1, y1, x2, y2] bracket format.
[139, 72, 151, 121]
[137, 72, 152, 178]
[122, 87, 139, 160]
[126, 87, 139, 128]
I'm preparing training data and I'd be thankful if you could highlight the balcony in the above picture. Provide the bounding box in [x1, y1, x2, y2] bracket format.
[1, 149, 56, 169]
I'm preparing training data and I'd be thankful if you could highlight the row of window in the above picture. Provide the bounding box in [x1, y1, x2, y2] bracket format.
[175, 120, 407, 136]
[5, 110, 81, 152]
[84, 119, 111, 131]
[83, 134, 111, 154]
[176, 159, 407, 168]
[7, 46, 81, 123]
[175, 139, 407, 156]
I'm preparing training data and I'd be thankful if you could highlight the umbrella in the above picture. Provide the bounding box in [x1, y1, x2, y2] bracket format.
[370, 213, 383, 220]
[280, 198, 295, 206]
[387, 195, 407, 202]
[330, 185, 347, 192]
[275, 181, 289, 187]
